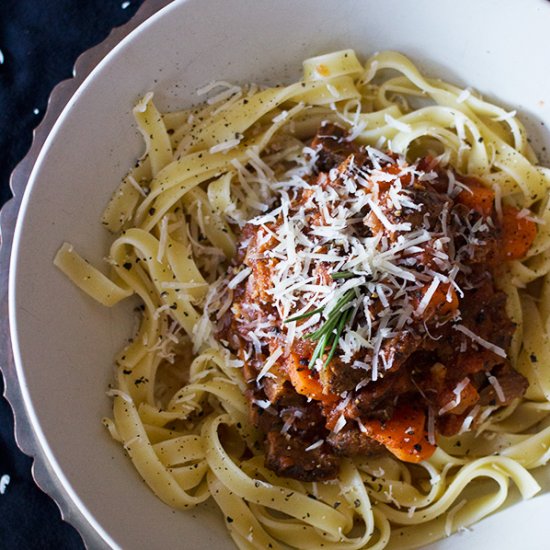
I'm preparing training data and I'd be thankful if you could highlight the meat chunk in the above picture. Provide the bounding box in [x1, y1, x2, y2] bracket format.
[451, 204, 500, 265]
[279, 402, 326, 438]
[365, 182, 453, 245]
[245, 256, 278, 303]
[459, 284, 515, 353]
[479, 362, 529, 406]
[264, 431, 339, 481]
[247, 392, 279, 434]
[319, 356, 366, 394]
[311, 123, 362, 173]
[428, 280, 516, 367]
[380, 331, 422, 374]
[261, 359, 299, 405]
[319, 331, 419, 395]
[345, 369, 413, 420]
[326, 426, 384, 456]
[263, 377, 296, 404]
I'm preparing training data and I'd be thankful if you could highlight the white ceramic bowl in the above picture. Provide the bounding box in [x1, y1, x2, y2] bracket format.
[6, 0, 550, 548]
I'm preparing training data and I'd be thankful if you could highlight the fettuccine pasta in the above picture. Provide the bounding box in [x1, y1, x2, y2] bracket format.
[55, 50, 550, 549]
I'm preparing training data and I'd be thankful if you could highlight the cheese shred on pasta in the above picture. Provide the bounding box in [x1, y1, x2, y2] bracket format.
[55, 50, 550, 549]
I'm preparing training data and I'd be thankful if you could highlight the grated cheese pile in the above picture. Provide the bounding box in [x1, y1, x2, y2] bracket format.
[217, 126, 506, 387]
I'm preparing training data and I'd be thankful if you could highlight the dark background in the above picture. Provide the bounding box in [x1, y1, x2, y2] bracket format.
[0, 1, 145, 547]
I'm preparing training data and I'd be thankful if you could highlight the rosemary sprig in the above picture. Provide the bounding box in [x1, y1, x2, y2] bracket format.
[323, 306, 354, 367]
[306, 288, 357, 368]
[285, 271, 358, 323]
[304, 288, 356, 341]
[284, 271, 361, 368]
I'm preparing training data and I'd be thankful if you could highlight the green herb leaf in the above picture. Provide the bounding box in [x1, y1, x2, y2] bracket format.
[323, 307, 354, 368]
[331, 271, 357, 280]
[308, 333, 328, 369]
[285, 306, 323, 323]
[303, 288, 357, 368]
[283, 272, 363, 369]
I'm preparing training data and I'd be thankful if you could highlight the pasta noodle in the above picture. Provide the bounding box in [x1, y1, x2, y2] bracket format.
[55, 50, 550, 548]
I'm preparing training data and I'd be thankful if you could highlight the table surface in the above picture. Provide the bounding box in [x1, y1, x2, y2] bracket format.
[0, 1, 145, 547]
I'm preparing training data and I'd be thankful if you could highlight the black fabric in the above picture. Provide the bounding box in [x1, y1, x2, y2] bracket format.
[0, 1, 145, 547]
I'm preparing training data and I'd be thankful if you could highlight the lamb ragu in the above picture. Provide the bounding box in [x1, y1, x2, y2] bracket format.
[217, 123, 535, 482]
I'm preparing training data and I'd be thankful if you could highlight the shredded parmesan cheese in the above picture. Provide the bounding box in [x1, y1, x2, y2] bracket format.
[209, 138, 242, 154]
[305, 440, 324, 451]
[453, 324, 507, 358]
[256, 347, 283, 381]
[487, 374, 506, 403]
[227, 267, 252, 289]
[415, 278, 440, 316]
[333, 414, 347, 434]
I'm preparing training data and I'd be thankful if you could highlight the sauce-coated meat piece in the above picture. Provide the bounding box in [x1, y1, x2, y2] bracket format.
[264, 431, 339, 481]
[478, 362, 529, 407]
[310, 122, 362, 172]
[327, 426, 384, 456]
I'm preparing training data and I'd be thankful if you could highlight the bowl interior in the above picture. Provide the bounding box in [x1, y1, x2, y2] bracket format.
[9, 0, 550, 548]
